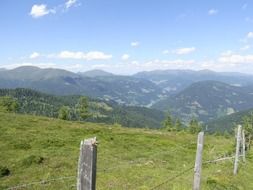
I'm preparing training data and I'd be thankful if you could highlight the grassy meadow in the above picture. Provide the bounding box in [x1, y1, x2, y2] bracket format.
[0, 112, 253, 190]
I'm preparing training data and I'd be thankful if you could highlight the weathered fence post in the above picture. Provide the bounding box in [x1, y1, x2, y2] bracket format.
[248, 134, 251, 151]
[242, 129, 246, 162]
[193, 132, 204, 190]
[77, 137, 97, 190]
[234, 125, 241, 175]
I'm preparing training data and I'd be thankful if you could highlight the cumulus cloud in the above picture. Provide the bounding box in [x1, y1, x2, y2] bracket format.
[208, 9, 218, 15]
[121, 54, 130, 61]
[82, 59, 196, 75]
[241, 45, 251, 51]
[220, 50, 233, 56]
[30, 4, 52, 18]
[218, 53, 253, 64]
[162, 50, 169, 54]
[173, 47, 196, 55]
[247, 32, 253, 39]
[30, 0, 79, 18]
[2, 62, 57, 70]
[58, 51, 112, 60]
[131, 41, 140, 47]
[29, 52, 40, 59]
[65, 0, 78, 9]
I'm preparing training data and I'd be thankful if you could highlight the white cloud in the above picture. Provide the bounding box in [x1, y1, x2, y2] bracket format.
[221, 50, 233, 56]
[131, 60, 139, 65]
[30, 1, 79, 18]
[218, 53, 253, 64]
[58, 51, 112, 60]
[173, 47, 196, 55]
[30, 4, 51, 18]
[65, 0, 77, 9]
[121, 54, 130, 61]
[89, 59, 196, 75]
[247, 32, 253, 39]
[29, 52, 40, 59]
[131, 41, 140, 47]
[162, 50, 169, 54]
[208, 9, 218, 15]
[241, 45, 251, 51]
[2, 62, 57, 70]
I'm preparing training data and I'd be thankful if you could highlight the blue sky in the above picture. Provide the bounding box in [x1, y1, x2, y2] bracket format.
[1, 0, 253, 74]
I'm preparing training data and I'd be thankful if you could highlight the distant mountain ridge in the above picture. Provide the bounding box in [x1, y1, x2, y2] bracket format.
[2, 66, 253, 125]
[134, 69, 253, 94]
[0, 66, 167, 106]
[152, 80, 253, 123]
[79, 69, 114, 77]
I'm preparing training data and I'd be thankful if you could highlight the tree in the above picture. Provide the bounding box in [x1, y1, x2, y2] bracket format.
[243, 115, 253, 136]
[175, 118, 182, 131]
[58, 106, 70, 120]
[0, 96, 19, 112]
[242, 114, 253, 150]
[188, 118, 201, 134]
[76, 97, 90, 120]
[163, 112, 174, 131]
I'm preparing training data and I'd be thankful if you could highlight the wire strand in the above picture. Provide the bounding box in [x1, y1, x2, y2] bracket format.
[6, 176, 76, 190]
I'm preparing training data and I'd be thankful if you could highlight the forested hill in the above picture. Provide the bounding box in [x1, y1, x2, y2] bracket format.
[206, 108, 253, 133]
[0, 88, 165, 129]
[152, 81, 253, 124]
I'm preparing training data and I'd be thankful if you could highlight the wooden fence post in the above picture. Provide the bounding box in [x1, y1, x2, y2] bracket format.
[77, 137, 97, 190]
[193, 132, 204, 190]
[234, 125, 241, 175]
[242, 129, 246, 162]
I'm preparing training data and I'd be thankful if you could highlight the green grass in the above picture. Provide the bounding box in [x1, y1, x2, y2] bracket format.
[0, 112, 253, 190]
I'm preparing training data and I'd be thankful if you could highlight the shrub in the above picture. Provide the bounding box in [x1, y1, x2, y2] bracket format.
[0, 166, 10, 177]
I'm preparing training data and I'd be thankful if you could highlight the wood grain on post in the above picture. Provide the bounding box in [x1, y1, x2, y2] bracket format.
[234, 125, 241, 175]
[242, 129, 246, 162]
[193, 132, 204, 190]
[77, 137, 97, 190]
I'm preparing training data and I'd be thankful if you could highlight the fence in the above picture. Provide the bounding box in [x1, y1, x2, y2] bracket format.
[6, 125, 249, 190]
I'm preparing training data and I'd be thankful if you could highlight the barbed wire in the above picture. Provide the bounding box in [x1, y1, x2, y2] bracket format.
[149, 166, 194, 190]
[5, 150, 242, 189]
[5, 176, 76, 190]
[203, 156, 234, 164]
[148, 153, 238, 190]
[97, 147, 187, 173]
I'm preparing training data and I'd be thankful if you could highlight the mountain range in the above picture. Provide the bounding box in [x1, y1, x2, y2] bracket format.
[2, 66, 253, 126]
[0, 66, 167, 106]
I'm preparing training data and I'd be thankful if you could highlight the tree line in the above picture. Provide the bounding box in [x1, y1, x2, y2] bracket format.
[163, 112, 202, 134]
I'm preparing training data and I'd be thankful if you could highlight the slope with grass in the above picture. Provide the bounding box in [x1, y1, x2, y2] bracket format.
[0, 88, 165, 129]
[1, 112, 253, 189]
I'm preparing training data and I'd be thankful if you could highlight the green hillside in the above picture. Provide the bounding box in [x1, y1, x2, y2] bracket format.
[0, 88, 165, 129]
[207, 109, 253, 133]
[152, 81, 253, 124]
[1, 112, 253, 189]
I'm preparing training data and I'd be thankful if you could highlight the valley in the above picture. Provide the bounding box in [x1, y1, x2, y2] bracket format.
[2, 67, 253, 132]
